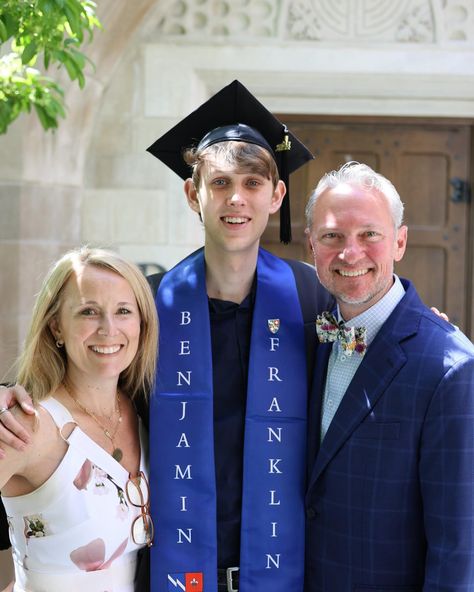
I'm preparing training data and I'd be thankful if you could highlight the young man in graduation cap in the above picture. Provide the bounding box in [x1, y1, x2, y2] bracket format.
[0, 80, 333, 592]
[144, 80, 333, 592]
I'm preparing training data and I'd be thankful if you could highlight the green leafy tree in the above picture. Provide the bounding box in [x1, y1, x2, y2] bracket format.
[0, 0, 101, 134]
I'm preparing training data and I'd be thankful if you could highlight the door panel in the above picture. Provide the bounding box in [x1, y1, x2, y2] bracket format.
[262, 120, 471, 330]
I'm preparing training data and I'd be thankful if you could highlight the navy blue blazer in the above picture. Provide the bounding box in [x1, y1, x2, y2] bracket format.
[305, 279, 474, 592]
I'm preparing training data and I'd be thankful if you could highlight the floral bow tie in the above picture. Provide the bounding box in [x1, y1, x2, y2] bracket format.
[316, 311, 367, 356]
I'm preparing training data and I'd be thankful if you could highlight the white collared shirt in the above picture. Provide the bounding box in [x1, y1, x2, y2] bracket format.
[320, 276, 406, 442]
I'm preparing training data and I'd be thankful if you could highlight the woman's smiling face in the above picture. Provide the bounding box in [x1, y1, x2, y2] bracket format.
[50, 264, 142, 382]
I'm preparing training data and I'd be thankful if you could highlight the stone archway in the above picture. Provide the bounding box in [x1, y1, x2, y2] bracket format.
[23, 0, 165, 185]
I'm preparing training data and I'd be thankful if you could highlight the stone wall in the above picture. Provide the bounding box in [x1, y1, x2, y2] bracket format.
[1, 0, 474, 378]
[1, 0, 473, 578]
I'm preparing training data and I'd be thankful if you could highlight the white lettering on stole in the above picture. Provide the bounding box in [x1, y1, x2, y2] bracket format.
[176, 433, 190, 448]
[266, 554, 281, 569]
[177, 371, 192, 386]
[175, 313, 193, 550]
[175, 465, 192, 479]
[179, 340, 191, 355]
[266, 320, 285, 572]
[268, 367, 282, 382]
[269, 459, 282, 474]
[269, 490, 281, 505]
[180, 311, 191, 325]
[268, 427, 282, 442]
[177, 528, 192, 544]
[268, 398, 282, 412]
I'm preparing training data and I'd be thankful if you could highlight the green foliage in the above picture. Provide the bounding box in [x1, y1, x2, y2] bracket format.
[0, 0, 101, 134]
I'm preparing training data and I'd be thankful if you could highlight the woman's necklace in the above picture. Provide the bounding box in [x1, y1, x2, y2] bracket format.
[63, 383, 124, 462]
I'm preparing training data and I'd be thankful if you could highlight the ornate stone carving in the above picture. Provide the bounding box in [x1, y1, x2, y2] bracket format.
[154, 0, 473, 44]
[156, 0, 278, 37]
[442, 0, 472, 41]
[287, 0, 322, 40]
[395, 1, 434, 42]
[286, 0, 435, 42]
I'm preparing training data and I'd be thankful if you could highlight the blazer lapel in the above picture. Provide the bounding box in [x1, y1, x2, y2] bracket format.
[304, 321, 318, 387]
[308, 283, 422, 489]
[307, 342, 332, 478]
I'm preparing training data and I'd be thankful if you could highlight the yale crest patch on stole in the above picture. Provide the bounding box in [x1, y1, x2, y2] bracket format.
[167, 572, 203, 591]
[267, 318, 280, 334]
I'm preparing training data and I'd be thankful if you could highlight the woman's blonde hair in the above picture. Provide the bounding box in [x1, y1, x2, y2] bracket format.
[16, 247, 158, 402]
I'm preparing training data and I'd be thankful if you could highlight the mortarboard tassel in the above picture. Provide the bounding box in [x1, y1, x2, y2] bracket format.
[276, 129, 292, 244]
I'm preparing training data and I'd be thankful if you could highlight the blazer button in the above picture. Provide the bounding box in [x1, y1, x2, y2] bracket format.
[306, 507, 317, 520]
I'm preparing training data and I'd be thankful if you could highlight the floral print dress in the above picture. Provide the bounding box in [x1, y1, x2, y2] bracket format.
[2, 397, 148, 592]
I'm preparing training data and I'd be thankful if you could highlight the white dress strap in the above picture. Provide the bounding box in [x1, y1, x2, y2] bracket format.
[41, 397, 129, 482]
[40, 397, 76, 430]
[67, 428, 129, 482]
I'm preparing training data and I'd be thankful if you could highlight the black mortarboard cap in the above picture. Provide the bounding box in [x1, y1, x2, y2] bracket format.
[147, 80, 314, 243]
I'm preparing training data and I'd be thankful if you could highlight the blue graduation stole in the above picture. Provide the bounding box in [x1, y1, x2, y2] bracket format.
[150, 248, 307, 592]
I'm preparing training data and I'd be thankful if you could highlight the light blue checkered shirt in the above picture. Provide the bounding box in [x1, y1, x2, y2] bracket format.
[320, 276, 406, 442]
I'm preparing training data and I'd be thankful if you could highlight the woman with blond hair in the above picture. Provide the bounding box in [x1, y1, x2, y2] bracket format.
[0, 246, 157, 592]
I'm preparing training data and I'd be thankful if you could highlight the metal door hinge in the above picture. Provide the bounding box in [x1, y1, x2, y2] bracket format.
[450, 177, 471, 203]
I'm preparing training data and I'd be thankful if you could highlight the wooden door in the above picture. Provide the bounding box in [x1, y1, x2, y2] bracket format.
[262, 118, 472, 332]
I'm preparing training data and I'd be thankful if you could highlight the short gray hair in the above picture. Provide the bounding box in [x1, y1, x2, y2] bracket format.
[305, 161, 404, 229]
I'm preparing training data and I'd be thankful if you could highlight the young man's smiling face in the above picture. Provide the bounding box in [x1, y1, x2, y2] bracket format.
[308, 182, 407, 320]
[185, 149, 285, 258]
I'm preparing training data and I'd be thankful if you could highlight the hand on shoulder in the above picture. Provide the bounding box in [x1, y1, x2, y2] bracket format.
[0, 385, 35, 451]
[0, 404, 60, 494]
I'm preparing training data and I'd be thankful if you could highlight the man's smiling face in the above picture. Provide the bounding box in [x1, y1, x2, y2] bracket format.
[308, 182, 407, 320]
[187, 152, 285, 258]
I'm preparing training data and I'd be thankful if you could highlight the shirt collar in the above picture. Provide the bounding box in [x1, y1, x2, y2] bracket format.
[208, 273, 256, 313]
[337, 275, 405, 346]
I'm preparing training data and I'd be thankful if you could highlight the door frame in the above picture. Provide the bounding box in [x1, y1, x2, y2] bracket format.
[278, 114, 474, 339]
